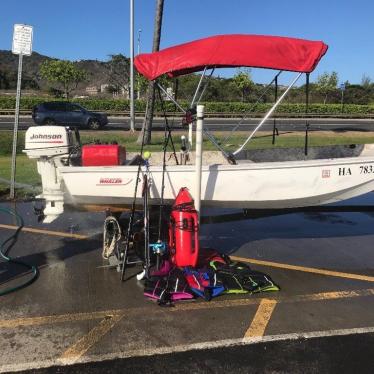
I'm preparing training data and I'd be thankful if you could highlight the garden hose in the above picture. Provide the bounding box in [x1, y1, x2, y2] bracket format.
[0, 207, 39, 296]
[102, 215, 121, 259]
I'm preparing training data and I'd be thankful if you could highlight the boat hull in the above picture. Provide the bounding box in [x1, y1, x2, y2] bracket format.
[59, 156, 374, 209]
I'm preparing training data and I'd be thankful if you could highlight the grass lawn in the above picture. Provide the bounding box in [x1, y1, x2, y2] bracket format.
[0, 155, 39, 185]
[2, 129, 374, 199]
[0, 155, 39, 199]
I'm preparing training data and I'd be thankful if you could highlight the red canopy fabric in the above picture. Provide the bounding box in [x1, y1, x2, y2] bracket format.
[134, 34, 328, 81]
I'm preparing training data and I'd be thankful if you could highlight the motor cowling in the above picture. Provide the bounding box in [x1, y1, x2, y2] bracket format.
[24, 126, 73, 158]
[23, 126, 76, 223]
[169, 187, 199, 267]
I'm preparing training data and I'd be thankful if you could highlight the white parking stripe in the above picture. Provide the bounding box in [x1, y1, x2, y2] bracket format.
[1, 326, 374, 373]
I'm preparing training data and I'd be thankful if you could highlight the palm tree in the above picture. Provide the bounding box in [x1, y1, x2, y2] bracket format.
[137, 0, 164, 144]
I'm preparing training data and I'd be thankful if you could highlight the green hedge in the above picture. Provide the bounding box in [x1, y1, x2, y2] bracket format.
[1, 96, 374, 115]
[201, 102, 374, 115]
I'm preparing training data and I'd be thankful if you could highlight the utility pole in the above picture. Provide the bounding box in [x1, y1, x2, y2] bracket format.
[129, 0, 135, 132]
[340, 83, 345, 113]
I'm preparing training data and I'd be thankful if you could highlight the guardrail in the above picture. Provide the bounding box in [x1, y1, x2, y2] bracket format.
[0, 109, 31, 115]
[1, 109, 374, 119]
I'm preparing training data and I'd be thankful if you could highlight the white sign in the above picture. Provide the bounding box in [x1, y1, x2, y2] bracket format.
[12, 24, 33, 56]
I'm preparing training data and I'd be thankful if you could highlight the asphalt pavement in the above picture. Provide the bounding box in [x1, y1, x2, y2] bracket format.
[1, 194, 374, 373]
[14, 333, 374, 373]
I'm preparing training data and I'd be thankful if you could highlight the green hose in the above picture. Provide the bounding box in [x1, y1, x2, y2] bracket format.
[0, 207, 39, 296]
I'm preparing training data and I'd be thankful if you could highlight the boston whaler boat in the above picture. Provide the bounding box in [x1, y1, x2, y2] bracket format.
[24, 34, 374, 223]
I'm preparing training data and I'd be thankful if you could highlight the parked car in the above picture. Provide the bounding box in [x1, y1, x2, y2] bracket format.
[32, 102, 108, 130]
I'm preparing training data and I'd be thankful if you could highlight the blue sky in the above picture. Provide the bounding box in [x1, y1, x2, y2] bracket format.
[0, 0, 372, 85]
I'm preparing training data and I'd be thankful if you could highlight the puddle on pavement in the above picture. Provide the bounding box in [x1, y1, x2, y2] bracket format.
[1, 193, 374, 239]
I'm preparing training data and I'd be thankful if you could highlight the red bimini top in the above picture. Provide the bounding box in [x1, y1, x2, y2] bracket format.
[134, 34, 328, 81]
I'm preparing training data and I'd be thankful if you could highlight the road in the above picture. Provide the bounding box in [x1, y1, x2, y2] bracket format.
[1, 116, 374, 132]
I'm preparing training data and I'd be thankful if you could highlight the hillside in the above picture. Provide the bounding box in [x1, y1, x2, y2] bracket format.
[0, 50, 112, 91]
[1, 50, 373, 104]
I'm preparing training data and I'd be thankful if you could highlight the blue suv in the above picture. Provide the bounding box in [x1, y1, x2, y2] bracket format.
[32, 102, 108, 130]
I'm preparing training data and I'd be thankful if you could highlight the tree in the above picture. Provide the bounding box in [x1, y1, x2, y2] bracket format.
[232, 68, 254, 102]
[106, 54, 130, 95]
[135, 72, 149, 99]
[0, 69, 11, 89]
[40, 60, 87, 99]
[361, 74, 372, 89]
[315, 71, 338, 104]
[138, 0, 164, 145]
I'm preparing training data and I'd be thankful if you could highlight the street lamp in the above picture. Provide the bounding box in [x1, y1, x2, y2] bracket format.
[137, 28, 142, 55]
[137, 29, 142, 99]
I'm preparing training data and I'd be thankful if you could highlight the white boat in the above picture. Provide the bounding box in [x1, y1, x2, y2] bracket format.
[23, 34, 374, 223]
[60, 146, 374, 210]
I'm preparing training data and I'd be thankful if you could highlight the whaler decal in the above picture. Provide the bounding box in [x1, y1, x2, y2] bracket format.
[97, 177, 132, 186]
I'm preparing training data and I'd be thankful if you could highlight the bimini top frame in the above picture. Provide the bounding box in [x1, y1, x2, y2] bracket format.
[134, 34, 328, 162]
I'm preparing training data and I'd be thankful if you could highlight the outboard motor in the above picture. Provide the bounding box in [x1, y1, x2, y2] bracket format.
[169, 187, 199, 267]
[23, 126, 77, 223]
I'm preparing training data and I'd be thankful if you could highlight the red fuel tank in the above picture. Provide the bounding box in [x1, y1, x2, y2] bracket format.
[82, 144, 126, 166]
[169, 187, 199, 267]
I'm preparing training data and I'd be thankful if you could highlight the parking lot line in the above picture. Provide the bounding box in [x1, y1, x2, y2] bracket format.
[244, 299, 277, 338]
[293, 288, 374, 302]
[3, 223, 372, 283]
[230, 255, 374, 282]
[59, 314, 125, 365]
[0, 288, 373, 367]
[0, 310, 123, 329]
[1, 288, 373, 330]
[0, 224, 88, 240]
[172, 288, 374, 313]
[1, 326, 374, 373]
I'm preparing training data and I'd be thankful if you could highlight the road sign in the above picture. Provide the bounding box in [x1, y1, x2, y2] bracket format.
[12, 24, 33, 56]
[339, 83, 346, 91]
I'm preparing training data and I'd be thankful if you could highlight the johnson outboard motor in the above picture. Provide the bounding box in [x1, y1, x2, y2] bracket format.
[23, 126, 78, 222]
[169, 187, 199, 267]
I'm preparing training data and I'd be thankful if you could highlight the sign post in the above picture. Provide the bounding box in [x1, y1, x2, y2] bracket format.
[10, 24, 33, 199]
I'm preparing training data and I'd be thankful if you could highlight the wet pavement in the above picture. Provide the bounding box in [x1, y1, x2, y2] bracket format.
[1, 195, 374, 373]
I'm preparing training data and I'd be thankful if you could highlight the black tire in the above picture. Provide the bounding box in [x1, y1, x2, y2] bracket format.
[43, 118, 56, 126]
[88, 118, 101, 130]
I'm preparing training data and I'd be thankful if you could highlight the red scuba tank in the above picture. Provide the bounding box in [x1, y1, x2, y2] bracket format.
[169, 187, 199, 267]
